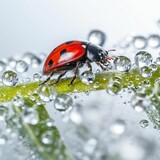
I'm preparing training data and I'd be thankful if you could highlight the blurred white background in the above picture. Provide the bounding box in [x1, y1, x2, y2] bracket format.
[0, 0, 159, 58]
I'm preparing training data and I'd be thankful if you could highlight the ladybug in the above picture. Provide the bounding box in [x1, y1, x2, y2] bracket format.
[42, 40, 115, 85]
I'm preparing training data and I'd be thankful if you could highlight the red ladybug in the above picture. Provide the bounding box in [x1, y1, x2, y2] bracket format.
[42, 40, 114, 85]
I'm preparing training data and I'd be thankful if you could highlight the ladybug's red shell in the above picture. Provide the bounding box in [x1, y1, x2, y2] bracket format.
[43, 41, 88, 75]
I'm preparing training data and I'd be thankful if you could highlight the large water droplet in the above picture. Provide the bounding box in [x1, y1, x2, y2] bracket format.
[80, 71, 95, 85]
[147, 35, 160, 48]
[54, 94, 73, 112]
[88, 30, 106, 46]
[2, 70, 18, 86]
[114, 56, 131, 72]
[139, 119, 149, 128]
[22, 108, 39, 125]
[110, 119, 126, 134]
[133, 36, 147, 49]
[134, 51, 152, 67]
[15, 60, 28, 73]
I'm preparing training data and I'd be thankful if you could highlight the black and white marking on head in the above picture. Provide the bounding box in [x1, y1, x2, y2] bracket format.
[60, 49, 67, 55]
[48, 59, 54, 67]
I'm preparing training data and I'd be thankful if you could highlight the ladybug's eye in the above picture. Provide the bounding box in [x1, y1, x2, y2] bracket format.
[48, 59, 54, 67]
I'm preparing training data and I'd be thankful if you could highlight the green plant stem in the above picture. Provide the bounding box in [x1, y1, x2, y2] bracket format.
[0, 67, 159, 102]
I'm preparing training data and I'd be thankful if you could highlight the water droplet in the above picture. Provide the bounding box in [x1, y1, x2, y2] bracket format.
[41, 131, 53, 145]
[80, 71, 95, 85]
[33, 73, 41, 82]
[0, 106, 8, 121]
[37, 84, 57, 102]
[110, 119, 126, 134]
[131, 93, 151, 112]
[13, 96, 24, 107]
[149, 63, 157, 71]
[114, 56, 131, 72]
[54, 94, 73, 112]
[88, 30, 106, 46]
[84, 138, 97, 154]
[133, 36, 147, 49]
[22, 108, 39, 125]
[46, 119, 55, 127]
[156, 57, 160, 65]
[31, 56, 42, 68]
[0, 60, 6, 72]
[140, 66, 152, 78]
[2, 70, 18, 86]
[15, 60, 28, 73]
[0, 134, 7, 145]
[70, 108, 82, 124]
[134, 51, 152, 67]
[139, 119, 149, 128]
[147, 35, 160, 48]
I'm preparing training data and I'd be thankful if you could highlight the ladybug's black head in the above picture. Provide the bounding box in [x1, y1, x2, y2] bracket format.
[86, 43, 109, 64]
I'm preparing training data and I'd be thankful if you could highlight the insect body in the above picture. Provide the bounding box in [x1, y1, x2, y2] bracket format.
[42, 40, 114, 85]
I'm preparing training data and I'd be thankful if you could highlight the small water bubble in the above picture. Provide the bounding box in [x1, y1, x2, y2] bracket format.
[147, 35, 160, 48]
[0, 60, 6, 72]
[134, 51, 152, 67]
[0, 106, 8, 121]
[133, 36, 147, 49]
[110, 119, 126, 134]
[156, 57, 160, 65]
[131, 93, 151, 112]
[88, 30, 106, 46]
[15, 60, 28, 73]
[2, 70, 18, 86]
[80, 71, 95, 85]
[33, 73, 41, 82]
[13, 96, 24, 107]
[54, 94, 73, 112]
[140, 66, 152, 78]
[114, 56, 131, 72]
[139, 119, 149, 128]
[41, 131, 53, 145]
[22, 108, 39, 125]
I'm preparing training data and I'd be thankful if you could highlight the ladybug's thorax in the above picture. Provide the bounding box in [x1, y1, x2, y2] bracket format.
[86, 43, 108, 63]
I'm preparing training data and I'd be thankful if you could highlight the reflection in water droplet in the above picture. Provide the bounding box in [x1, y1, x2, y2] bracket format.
[114, 56, 131, 72]
[80, 71, 95, 85]
[54, 94, 73, 112]
[131, 93, 151, 112]
[88, 30, 106, 46]
[133, 36, 147, 49]
[16, 60, 28, 73]
[147, 35, 160, 48]
[22, 108, 39, 125]
[134, 51, 152, 67]
[140, 66, 152, 78]
[2, 70, 18, 86]
[41, 131, 53, 145]
[139, 119, 149, 128]
[149, 63, 158, 71]
[110, 119, 126, 134]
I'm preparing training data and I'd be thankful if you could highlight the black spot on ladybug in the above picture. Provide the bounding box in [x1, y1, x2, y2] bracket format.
[48, 59, 54, 67]
[66, 41, 74, 44]
[60, 49, 67, 55]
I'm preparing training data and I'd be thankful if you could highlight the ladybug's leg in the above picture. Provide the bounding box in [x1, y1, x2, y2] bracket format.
[68, 62, 81, 86]
[53, 71, 67, 84]
[86, 60, 92, 72]
[96, 62, 107, 71]
[39, 71, 54, 85]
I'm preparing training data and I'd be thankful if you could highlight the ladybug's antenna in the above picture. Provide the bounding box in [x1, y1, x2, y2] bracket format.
[107, 49, 116, 52]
